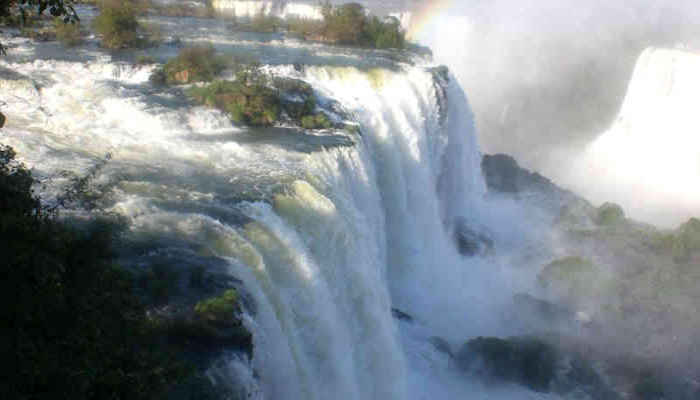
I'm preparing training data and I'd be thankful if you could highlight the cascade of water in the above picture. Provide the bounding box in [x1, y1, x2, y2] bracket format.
[570, 47, 700, 227]
[1, 34, 551, 397]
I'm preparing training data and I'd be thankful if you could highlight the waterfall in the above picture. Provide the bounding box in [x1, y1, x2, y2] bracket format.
[1, 28, 550, 397]
[570, 47, 700, 227]
[211, 0, 324, 20]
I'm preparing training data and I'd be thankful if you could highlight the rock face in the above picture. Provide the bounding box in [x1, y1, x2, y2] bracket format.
[456, 336, 558, 392]
[482, 154, 554, 194]
[456, 335, 622, 399]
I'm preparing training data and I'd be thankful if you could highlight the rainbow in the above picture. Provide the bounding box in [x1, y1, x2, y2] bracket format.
[405, 0, 454, 40]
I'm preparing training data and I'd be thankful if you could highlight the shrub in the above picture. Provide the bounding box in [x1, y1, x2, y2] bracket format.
[596, 202, 625, 226]
[286, 16, 323, 37]
[188, 79, 281, 126]
[93, 0, 140, 49]
[312, 2, 406, 49]
[54, 17, 83, 47]
[231, 9, 281, 33]
[365, 15, 405, 49]
[301, 113, 332, 129]
[160, 45, 227, 84]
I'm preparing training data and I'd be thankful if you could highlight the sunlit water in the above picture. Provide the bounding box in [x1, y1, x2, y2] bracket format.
[1, 8, 559, 399]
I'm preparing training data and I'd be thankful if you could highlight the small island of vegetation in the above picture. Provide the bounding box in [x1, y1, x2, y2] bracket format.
[231, 1, 406, 49]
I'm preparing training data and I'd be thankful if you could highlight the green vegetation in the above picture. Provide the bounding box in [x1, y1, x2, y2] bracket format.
[92, 0, 156, 49]
[301, 113, 332, 129]
[311, 2, 405, 49]
[139, 262, 180, 304]
[187, 67, 352, 131]
[285, 16, 323, 38]
[1, 0, 79, 54]
[93, 0, 139, 49]
[152, 45, 227, 85]
[596, 202, 625, 226]
[230, 9, 282, 33]
[189, 78, 280, 126]
[649, 217, 700, 262]
[195, 289, 240, 320]
[54, 16, 82, 46]
[0, 144, 190, 399]
[136, 54, 156, 64]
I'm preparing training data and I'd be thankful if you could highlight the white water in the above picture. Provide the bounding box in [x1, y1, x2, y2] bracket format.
[211, 0, 323, 20]
[1, 20, 555, 399]
[570, 47, 700, 227]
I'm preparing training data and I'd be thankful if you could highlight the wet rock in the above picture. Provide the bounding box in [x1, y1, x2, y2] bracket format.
[0, 111, 5, 128]
[391, 308, 413, 322]
[452, 217, 493, 256]
[456, 336, 558, 392]
[481, 153, 559, 194]
[429, 336, 454, 358]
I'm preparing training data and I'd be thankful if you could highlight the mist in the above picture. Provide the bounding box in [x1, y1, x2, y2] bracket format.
[416, 0, 700, 226]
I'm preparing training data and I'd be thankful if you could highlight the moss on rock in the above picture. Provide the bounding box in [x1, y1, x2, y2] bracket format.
[195, 289, 240, 321]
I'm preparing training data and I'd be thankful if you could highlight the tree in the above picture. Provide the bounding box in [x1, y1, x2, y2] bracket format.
[0, 0, 79, 54]
[1, 1, 80, 125]
[0, 144, 189, 399]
